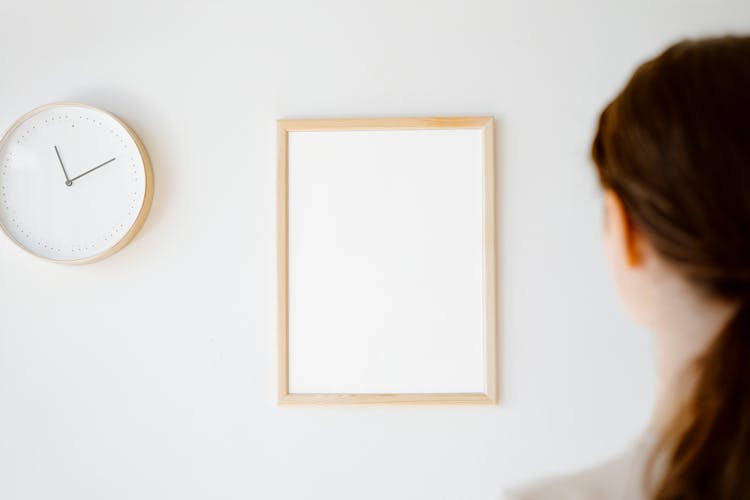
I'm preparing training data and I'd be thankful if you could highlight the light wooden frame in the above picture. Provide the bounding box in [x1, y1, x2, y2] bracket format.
[277, 116, 497, 405]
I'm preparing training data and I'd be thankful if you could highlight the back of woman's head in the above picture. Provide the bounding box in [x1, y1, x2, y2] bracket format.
[591, 35, 750, 500]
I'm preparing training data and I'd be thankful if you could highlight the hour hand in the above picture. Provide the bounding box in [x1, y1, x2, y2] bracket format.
[68, 157, 116, 184]
[54, 145, 72, 186]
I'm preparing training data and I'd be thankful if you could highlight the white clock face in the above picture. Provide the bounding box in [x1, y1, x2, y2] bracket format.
[0, 104, 149, 262]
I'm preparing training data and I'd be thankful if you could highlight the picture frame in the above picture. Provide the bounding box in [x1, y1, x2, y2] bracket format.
[277, 116, 497, 405]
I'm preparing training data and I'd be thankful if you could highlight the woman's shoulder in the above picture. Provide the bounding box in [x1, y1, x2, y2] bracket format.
[504, 432, 655, 500]
[504, 453, 636, 500]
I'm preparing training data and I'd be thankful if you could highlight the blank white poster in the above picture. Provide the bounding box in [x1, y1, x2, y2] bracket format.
[287, 128, 485, 394]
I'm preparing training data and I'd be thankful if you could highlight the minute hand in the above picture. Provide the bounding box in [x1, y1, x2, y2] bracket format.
[69, 157, 116, 183]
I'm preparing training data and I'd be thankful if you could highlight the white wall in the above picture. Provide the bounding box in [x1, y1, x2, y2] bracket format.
[0, 1, 748, 499]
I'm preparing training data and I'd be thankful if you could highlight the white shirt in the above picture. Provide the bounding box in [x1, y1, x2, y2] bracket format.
[504, 432, 659, 500]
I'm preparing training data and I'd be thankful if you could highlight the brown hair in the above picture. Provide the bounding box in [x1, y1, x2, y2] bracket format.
[591, 36, 750, 499]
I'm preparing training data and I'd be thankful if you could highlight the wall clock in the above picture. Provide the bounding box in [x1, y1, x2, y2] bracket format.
[0, 103, 153, 263]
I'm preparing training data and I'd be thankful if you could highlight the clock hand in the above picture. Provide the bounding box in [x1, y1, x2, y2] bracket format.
[68, 157, 116, 184]
[53, 145, 72, 186]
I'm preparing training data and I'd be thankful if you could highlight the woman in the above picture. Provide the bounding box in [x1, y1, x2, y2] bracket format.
[508, 35, 750, 499]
